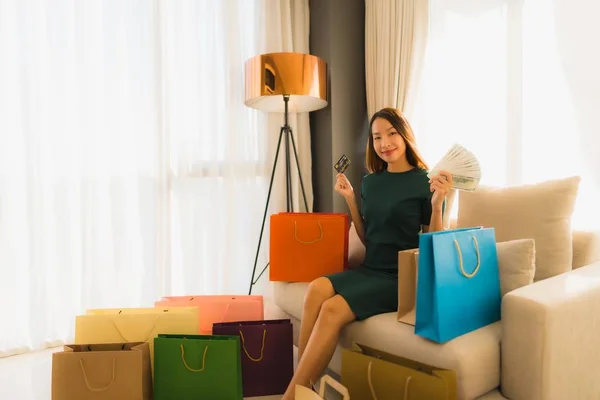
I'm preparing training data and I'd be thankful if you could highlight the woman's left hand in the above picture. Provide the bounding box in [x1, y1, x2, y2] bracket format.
[429, 170, 452, 210]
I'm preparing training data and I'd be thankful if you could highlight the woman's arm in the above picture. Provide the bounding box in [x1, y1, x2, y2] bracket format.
[345, 195, 366, 245]
[424, 206, 444, 233]
[335, 172, 366, 245]
[424, 171, 452, 233]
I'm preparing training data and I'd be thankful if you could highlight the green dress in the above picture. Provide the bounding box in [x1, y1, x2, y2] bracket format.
[326, 167, 434, 320]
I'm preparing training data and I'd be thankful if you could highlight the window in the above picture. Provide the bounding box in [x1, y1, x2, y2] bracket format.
[412, 0, 600, 229]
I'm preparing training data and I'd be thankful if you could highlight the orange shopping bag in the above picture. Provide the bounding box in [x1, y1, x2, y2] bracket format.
[270, 212, 349, 282]
[154, 295, 264, 335]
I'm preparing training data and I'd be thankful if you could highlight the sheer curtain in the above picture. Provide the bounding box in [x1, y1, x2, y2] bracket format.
[0, 0, 159, 358]
[364, 0, 429, 119]
[411, 0, 600, 229]
[0, 0, 310, 358]
[163, 0, 312, 299]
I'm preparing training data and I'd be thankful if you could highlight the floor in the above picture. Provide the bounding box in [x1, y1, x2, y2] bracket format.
[0, 347, 283, 399]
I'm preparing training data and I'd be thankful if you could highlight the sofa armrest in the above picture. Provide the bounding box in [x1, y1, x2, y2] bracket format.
[501, 262, 600, 400]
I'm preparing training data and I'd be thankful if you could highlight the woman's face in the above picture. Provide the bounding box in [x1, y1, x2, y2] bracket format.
[371, 117, 406, 164]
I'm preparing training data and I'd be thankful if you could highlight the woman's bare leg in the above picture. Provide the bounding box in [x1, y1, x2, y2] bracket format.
[297, 277, 335, 362]
[282, 295, 355, 400]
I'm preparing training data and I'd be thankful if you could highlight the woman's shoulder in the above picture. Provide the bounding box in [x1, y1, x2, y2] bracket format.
[361, 171, 387, 186]
[413, 167, 430, 177]
[412, 167, 432, 190]
[362, 168, 429, 182]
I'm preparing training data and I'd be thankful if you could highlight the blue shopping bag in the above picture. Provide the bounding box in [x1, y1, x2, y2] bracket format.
[415, 227, 501, 343]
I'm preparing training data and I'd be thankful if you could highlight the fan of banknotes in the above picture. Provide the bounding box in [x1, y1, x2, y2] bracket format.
[427, 144, 481, 191]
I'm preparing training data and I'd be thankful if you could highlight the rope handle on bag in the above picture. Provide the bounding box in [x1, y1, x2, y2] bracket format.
[79, 358, 116, 392]
[111, 316, 160, 342]
[239, 329, 267, 362]
[294, 220, 324, 244]
[180, 344, 208, 372]
[453, 236, 481, 278]
[367, 361, 412, 400]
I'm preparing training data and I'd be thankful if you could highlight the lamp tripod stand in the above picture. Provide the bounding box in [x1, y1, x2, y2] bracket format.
[248, 94, 309, 295]
[243, 52, 328, 295]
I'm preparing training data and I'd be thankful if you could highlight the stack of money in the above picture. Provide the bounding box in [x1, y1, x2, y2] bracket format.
[427, 144, 481, 191]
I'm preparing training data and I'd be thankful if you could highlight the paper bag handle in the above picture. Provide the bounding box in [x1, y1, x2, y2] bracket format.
[239, 329, 266, 362]
[318, 375, 350, 399]
[111, 316, 160, 342]
[201, 303, 233, 333]
[79, 358, 116, 392]
[453, 236, 481, 278]
[294, 220, 324, 244]
[219, 303, 232, 323]
[367, 361, 412, 400]
[180, 344, 208, 372]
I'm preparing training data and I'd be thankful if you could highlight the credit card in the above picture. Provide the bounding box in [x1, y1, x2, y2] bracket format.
[334, 154, 350, 173]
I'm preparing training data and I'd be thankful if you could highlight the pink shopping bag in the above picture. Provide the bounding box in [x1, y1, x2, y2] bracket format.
[154, 295, 264, 335]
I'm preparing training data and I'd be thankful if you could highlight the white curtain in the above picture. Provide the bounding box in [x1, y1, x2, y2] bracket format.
[411, 0, 600, 229]
[0, 0, 310, 358]
[163, 0, 312, 299]
[365, 0, 429, 119]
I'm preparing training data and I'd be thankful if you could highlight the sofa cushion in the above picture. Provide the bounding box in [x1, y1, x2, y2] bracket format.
[273, 281, 501, 400]
[457, 176, 580, 281]
[273, 281, 308, 322]
[497, 239, 536, 296]
[341, 314, 501, 400]
[572, 229, 600, 269]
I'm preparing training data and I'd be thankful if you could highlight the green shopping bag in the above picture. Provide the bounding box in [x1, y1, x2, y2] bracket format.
[154, 334, 243, 400]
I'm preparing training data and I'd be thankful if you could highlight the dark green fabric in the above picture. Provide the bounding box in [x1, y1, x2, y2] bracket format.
[360, 167, 434, 272]
[327, 267, 399, 320]
[327, 167, 434, 321]
[154, 334, 243, 400]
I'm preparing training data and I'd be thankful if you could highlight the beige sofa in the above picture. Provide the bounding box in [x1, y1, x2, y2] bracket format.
[272, 177, 600, 399]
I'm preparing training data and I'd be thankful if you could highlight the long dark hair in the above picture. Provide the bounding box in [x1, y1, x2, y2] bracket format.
[365, 107, 429, 173]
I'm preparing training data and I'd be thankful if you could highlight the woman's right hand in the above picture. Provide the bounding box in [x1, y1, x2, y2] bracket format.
[334, 173, 354, 200]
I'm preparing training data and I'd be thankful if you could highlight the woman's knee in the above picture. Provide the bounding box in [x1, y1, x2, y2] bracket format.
[319, 295, 356, 326]
[304, 277, 335, 305]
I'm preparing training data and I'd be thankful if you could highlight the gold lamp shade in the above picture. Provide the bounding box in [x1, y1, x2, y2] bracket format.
[244, 52, 328, 113]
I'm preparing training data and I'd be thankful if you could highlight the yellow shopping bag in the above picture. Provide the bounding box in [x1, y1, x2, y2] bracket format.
[341, 343, 457, 400]
[295, 375, 350, 400]
[74, 308, 198, 374]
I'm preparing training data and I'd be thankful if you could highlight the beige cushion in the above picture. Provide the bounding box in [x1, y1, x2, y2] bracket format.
[340, 315, 501, 400]
[572, 230, 600, 269]
[496, 239, 536, 296]
[457, 176, 580, 281]
[273, 281, 308, 323]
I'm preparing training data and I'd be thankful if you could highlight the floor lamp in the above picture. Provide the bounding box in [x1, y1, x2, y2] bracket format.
[244, 52, 328, 295]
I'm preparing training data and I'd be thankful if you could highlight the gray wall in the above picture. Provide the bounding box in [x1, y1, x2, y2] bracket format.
[309, 0, 368, 214]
